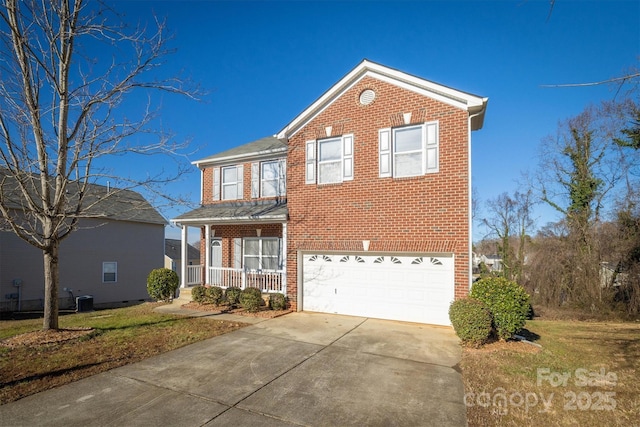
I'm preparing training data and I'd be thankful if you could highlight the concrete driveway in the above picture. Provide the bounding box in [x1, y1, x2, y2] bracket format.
[0, 312, 466, 426]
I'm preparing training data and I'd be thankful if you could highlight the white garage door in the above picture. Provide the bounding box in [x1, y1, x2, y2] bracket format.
[302, 253, 455, 325]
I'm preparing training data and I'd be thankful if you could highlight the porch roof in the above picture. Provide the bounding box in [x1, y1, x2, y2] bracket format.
[171, 199, 287, 225]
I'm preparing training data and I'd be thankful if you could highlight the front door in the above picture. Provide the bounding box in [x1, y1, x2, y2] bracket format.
[210, 239, 222, 285]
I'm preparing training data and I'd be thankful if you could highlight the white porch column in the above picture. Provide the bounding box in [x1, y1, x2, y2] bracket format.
[180, 225, 188, 288]
[282, 222, 287, 295]
[205, 225, 211, 285]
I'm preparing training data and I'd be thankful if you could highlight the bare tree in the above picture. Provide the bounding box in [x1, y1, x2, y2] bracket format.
[535, 101, 632, 307]
[0, 0, 197, 330]
[481, 190, 535, 283]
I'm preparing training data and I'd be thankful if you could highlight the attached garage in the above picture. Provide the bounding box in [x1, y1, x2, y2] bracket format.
[301, 253, 455, 326]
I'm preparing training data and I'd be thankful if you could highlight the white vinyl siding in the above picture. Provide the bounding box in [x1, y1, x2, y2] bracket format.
[379, 122, 439, 178]
[307, 134, 354, 185]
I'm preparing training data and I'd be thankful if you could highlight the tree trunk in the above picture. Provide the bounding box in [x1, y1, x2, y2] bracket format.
[42, 240, 60, 330]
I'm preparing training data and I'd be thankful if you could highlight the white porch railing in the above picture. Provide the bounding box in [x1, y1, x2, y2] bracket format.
[185, 265, 285, 293]
[208, 267, 286, 293]
[186, 265, 203, 286]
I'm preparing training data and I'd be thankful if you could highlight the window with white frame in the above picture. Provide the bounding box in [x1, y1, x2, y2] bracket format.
[379, 122, 439, 178]
[305, 134, 353, 184]
[102, 262, 117, 283]
[243, 238, 281, 271]
[251, 159, 286, 198]
[213, 165, 244, 201]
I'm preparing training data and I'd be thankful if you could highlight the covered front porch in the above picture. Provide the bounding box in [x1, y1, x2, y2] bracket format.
[172, 200, 288, 295]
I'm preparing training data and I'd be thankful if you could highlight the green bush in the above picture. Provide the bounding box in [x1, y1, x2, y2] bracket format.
[225, 286, 242, 306]
[146, 268, 179, 302]
[269, 293, 287, 310]
[448, 298, 493, 347]
[470, 277, 531, 340]
[205, 286, 225, 305]
[191, 285, 207, 303]
[239, 287, 263, 312]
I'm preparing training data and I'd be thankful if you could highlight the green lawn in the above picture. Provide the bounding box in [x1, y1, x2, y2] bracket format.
[0, 303, 248, 404]
[461, 319, 640, 426]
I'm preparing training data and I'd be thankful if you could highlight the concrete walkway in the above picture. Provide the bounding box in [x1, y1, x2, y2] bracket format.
[0, 309, 465, 426]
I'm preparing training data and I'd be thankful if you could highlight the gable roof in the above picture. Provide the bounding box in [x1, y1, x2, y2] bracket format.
[165, 238, 200, 260]
[193, 136, 287, 168]
[277, 59, 488, 139]
[0, 169, 166, 225]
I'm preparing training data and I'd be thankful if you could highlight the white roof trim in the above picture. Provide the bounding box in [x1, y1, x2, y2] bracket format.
[192, 145, 287, 168]
[277, 60, 488, 139]
[171, 215, 287, 226]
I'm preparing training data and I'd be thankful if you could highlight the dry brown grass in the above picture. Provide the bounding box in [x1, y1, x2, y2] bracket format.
[0, 303, 248, 404]
[461, 319, 640, 426]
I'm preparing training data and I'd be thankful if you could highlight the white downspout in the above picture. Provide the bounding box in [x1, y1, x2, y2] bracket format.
[468, 110, 484, 292]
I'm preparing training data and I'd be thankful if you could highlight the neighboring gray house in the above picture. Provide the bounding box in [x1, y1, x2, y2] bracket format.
[0, 182, 166, 312]
[164, 238, 200, 281]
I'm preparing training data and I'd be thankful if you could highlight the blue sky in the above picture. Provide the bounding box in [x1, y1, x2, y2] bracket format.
[109, 0, 639, 242]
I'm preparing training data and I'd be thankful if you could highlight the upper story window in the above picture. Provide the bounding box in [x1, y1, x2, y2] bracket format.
[213, 165, 244, 201]
[251, 159, 286, 198]
[305, 134, 354, 185]
[379, 122, 439, 178]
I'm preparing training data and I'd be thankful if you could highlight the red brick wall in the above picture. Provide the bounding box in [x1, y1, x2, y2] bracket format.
[286, 76, 472, 307]
[200, 160, 284, 204]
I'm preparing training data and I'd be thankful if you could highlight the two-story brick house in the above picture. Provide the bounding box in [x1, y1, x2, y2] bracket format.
[172, 59, 487, 326]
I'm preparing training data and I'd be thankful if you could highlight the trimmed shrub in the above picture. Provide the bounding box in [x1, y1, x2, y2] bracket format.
[269, 293, 287, 310]
[448, 298, 493, 347]
[239, 287, 263, 312]
[191, 285, 207, 303]
[205, 286, 225, 305]
[470, 277, 531, 340]
[146, 268, 179, 302]
[225, 286, 242, 306]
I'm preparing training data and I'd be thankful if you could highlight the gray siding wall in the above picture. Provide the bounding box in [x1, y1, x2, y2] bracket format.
[0, 218, 164, 311]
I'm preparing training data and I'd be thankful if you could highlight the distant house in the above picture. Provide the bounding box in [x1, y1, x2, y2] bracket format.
[0, 181, 166, 312]
[164, 238, 200, 280]
[475, 254, 503, 272]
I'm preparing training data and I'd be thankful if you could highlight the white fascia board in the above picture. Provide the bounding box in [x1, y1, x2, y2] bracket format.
[171, 215, 287, 227]
[192, 146, 288, 168]
[278, 60, 488, 139]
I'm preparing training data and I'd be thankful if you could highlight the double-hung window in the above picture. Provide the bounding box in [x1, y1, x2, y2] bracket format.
[213, 165, 244, 201]
[305, 134, 354, 184]
[102, 262, 117, 283]
[379, 122, 439, 178]
[243, 238, 281, 271]
[251, 159, 286, 198]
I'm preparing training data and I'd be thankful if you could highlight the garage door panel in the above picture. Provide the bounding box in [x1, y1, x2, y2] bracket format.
[302, 253, 455, 325]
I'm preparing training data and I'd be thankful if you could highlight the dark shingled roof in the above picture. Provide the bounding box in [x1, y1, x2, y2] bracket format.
[173, 199, 287, 224]
[194, 136, 286, 165]
[165, 238, 200, 261]
[0, 170, 166, 225]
